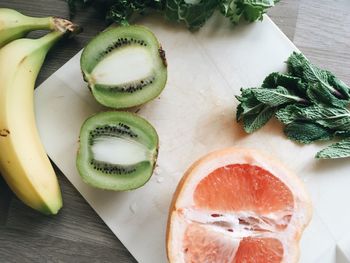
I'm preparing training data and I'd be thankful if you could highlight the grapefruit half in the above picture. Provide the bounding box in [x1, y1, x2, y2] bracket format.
[167, 148, 312, 263]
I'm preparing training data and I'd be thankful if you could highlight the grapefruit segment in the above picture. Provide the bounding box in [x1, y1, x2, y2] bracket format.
[167, 148, 312, 263]
[184, 223, 239, 263]
[194, 164, 294, 214]
[235, 237, 283, 263]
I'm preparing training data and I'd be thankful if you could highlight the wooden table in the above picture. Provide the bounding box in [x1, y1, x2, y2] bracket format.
[0, 0, 349, 262]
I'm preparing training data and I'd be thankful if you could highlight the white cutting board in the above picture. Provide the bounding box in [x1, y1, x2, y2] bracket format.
[34, 14, 350, 263]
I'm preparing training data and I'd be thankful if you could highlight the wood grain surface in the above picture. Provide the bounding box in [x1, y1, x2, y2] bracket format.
[0, 0, 349, 262]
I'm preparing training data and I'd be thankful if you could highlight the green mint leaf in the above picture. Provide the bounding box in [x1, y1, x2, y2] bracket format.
[276, 104, 350, 131]
[243, 105, 275, 133]
[236, 103, 245, 121]
[316, 138, 350, 159]
[237, 51, 350, 161]
[252, 86, 306, 107]
[328, 74, 350, 99]
[287, 52, 350, 106]
[334, 130, 350, 138]
[299, 105, 350, 131]
[305, 82, 348, 108]
[262, 72, 307, 97]
[235, 88, 275, 132]
[275, 104, 303, 125]
[235, 88, 263, 121]
[261, 72, 280, 89]
[284, 121, 333, 144]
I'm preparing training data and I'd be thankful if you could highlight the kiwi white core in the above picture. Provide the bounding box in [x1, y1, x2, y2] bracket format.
[91, 136, 150, 165]
[91, 46, 154, 86]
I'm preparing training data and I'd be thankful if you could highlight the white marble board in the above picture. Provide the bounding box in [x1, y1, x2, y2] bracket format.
[34, 15, 350, 263]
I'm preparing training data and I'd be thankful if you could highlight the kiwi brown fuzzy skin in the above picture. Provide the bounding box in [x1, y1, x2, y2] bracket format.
[159, 46, 167, 67]
[80, 25, 168, 109]
[76, 111, 159, 191]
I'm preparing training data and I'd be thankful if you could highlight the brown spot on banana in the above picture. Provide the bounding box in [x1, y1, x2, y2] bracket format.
[19, 56, 27, 65]
[0, 129, 10, 137]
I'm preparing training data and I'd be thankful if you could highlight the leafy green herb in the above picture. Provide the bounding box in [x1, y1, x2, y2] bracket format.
[287, 52, 350, 107]
[284, 121, 333, 144]
[164, 0, 218, 30]
[277, 104, 350, 131]
[316, 138, 350, 159]
[220, 0, 277, 24]
[105, 1, 162, 26]
[262, 72, 307, 97]
[242, 105, 275, 133]
[252, 86, 307, 107]
[235, 88, 275, 133]
[67, 0, 279, 30]
[275, 104, 303, 125]
[334, 130, 350, 138]
[236, 52, 350, 159]
[236, 88, 260, 120]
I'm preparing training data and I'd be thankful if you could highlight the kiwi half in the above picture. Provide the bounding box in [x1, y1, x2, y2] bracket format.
[76, 111, 159, 191]
[81, 25, 167, 109]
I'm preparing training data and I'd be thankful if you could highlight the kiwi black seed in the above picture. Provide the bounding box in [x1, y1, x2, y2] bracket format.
[76, 111, 159, 191]
[80, 25, 167, 109]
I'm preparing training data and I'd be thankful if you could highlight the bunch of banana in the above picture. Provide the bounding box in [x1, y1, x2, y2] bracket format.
[0, 8, 80, 214]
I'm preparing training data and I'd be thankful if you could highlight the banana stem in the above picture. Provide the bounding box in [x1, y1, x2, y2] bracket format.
[38, 17, 81, 50]
[23, 16, 54, 30]
[52, 17, 82, 36]
[37, 31, 65, 53]
[36, 19, 81, 53]
[23, 16, 80, 33]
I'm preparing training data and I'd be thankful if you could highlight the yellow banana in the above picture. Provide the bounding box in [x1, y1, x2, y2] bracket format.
[0, 8, 70, 48]
[0, 20, 80, 214]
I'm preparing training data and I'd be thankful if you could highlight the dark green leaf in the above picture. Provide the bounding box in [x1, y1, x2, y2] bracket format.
[236, 51, 350, 160]
[276, 104, 350, 131]
[241, 0, 276, 22]
[220, 0, 277, 23]
[235, 88, 276, 132]
[261, 72, 279, 89]
[252, 86, 306, 107]
[284, 121, 333, 144]
[236, 103, 245, 121]
[235, 88, 263, 121]
[243, 105, 275, 133]
[164, 0, 218, 30]
[316, 138, 350, 159]
[306, 82, 348, 108]
[219, 0, 241, 24]
[275, 104, 304, 125]
[287, 52, 350, 107]
[262, 72, 307, 97]
[67, 0, 278, 29]
[328, 74, 350, 99]
[334, 130, 350, 138]
[303, 106, 350, 131]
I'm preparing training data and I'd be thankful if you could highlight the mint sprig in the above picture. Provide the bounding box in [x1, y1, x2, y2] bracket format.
[316, 138, 350, 159]
[236, 52, 350, 159]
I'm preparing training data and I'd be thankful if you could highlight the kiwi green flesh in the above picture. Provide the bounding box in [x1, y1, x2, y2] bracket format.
[81, 25, 167, 109]
[77, 111, 159, 191]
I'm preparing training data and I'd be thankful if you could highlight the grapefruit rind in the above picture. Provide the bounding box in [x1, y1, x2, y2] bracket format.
[167, 148, 312, 263]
